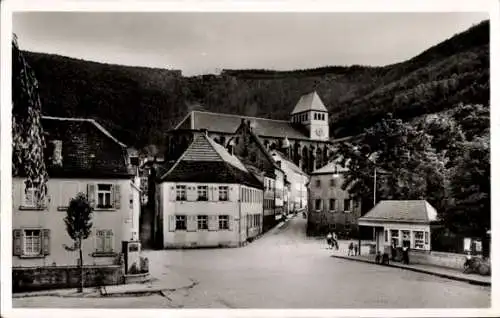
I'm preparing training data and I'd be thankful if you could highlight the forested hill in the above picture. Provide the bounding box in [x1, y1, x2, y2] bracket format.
[23, 20, 489, 149]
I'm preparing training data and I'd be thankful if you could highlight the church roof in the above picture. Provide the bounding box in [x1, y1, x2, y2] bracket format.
[174, 110, 309, 139]
[160, 133, 262, 188]
[291, 91, 328, 115]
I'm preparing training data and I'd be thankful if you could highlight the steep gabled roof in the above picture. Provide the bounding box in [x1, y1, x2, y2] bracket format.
[160, 134, 262, 188]
[270, 150, 308, 176]
[291, 91, 328, 115]
[173, 110, 309, 139]
[39, 116, 132, 178]
[359, 200, 438, 224]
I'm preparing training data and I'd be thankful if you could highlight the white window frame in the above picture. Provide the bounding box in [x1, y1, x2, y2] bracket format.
[219, 186, 229, 201]
[197, 185, 208, 201]
[219, 215, 229, 230]
[97, 183, 113, 209]
[23, 229, 42, 256]
[413, 230, 425, 249]
[176, 185, 187, 201]
[197, 215, 208, 230]
[175, 215, 187, 231]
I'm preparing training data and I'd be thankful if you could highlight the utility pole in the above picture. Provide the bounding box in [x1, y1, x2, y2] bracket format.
[373, 167, 377, 206]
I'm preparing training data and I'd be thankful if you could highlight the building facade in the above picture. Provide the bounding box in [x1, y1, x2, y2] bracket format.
[307, 161, 362, 237]
[157, 133, 264, 248]
[271, 150, 309, 213]
[164, 91, 339, 175]
[12, 116, 139, 268]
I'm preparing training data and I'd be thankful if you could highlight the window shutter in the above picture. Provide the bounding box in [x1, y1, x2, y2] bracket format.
[169, 215, 176, 231]
[187, 215, 197, 232]
[208, 215, 217, 231]
[228, 215, 234, 231]
[186, 186, 197, 201]
[228, 187, 237, 202]
[114, 184, 121, 209]
[13, 229, 23, 256]
[170, 186, 176, 201]
[42, 229, 51, 255]
[87, 183, 96, 208]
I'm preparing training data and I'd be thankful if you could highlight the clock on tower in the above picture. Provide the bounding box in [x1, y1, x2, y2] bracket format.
[315, 128, 324, 137]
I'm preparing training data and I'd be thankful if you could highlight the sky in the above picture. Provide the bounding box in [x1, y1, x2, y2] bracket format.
[13, 12, 488, 76]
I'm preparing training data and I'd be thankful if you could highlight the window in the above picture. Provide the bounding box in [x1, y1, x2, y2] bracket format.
[414, 231, 425, 249]
[176, 185, 187, 201]
[345, 222, 351, 230]
[22, 186, 40, 208]
[425, 231, 429, 245]
[329, 199, 336, 211]
[175, 215, 187, 230]
[315, 179, 321, 187]
[219, 215, 229, 230]
[95, 229, 113, 253]
[197, 215, 208, 230]
[197, 186, 208, 201]
[330, 179, 336, 187]
[315, 199, 322, 211]
[344, 199, 351, 212]
[384, 230, 388, 243]
[24, 229, 42, 256]
[219, 186, 228, 201]
[97, 184, 113, 208]
[390, 229, 399, 246]
[402, 230, 411, 247]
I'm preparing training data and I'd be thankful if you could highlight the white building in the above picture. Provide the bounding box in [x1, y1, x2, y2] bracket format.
[358, 200, 438, 254]
[271, 150, 309, 213]
[157, 133, 264, 248]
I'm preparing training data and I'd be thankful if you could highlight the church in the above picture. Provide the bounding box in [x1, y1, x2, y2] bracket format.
[165, 91, 338, 174]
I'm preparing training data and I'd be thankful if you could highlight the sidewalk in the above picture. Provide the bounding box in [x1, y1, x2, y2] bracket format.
[13, 269, 196, 299]
[330, 249, 491, 286]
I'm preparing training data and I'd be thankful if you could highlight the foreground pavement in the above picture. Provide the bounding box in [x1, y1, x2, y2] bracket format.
[13, 216, 490, 308]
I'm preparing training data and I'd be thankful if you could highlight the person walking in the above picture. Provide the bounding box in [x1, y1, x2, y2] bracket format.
[332, 232, 338, 250]
[348, 242, 354, 256]
[354, 243, 359, 256]
[326, 232, 333, 249]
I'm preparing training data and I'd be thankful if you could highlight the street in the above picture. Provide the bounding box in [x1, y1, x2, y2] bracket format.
[14, 216, 490, 308]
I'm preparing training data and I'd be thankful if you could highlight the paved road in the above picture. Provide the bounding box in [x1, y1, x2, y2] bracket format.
[14, 216, 490, 308]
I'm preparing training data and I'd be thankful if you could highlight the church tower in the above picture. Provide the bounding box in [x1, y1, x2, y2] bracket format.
[290, 91, 329, 141]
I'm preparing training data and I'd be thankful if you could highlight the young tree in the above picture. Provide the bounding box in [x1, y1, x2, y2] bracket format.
[64, 193, 93, 292]
[12, 34, 48, 205]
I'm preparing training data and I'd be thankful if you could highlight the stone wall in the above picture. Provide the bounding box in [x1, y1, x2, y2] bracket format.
[13, 265, 123, 293]
[409, 250, 466, 270]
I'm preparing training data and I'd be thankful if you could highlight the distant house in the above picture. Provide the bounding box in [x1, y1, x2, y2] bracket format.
[157, 131, 264, 248]
[12, 116, 140, 268]
[271, 149, 309, 213]
[230, 120, 286, 230]
[307, 161, 361, 236]
[358, 200, 438, 253]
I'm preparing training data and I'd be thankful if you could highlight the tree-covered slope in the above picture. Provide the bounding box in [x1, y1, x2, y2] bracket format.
[23, 20, 489, 149]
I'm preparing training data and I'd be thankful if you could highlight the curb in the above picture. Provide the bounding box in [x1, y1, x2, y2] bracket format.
[100, 280, 198, 297]
[13, 279, 198, 299]
[330, 255, 491, 287]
